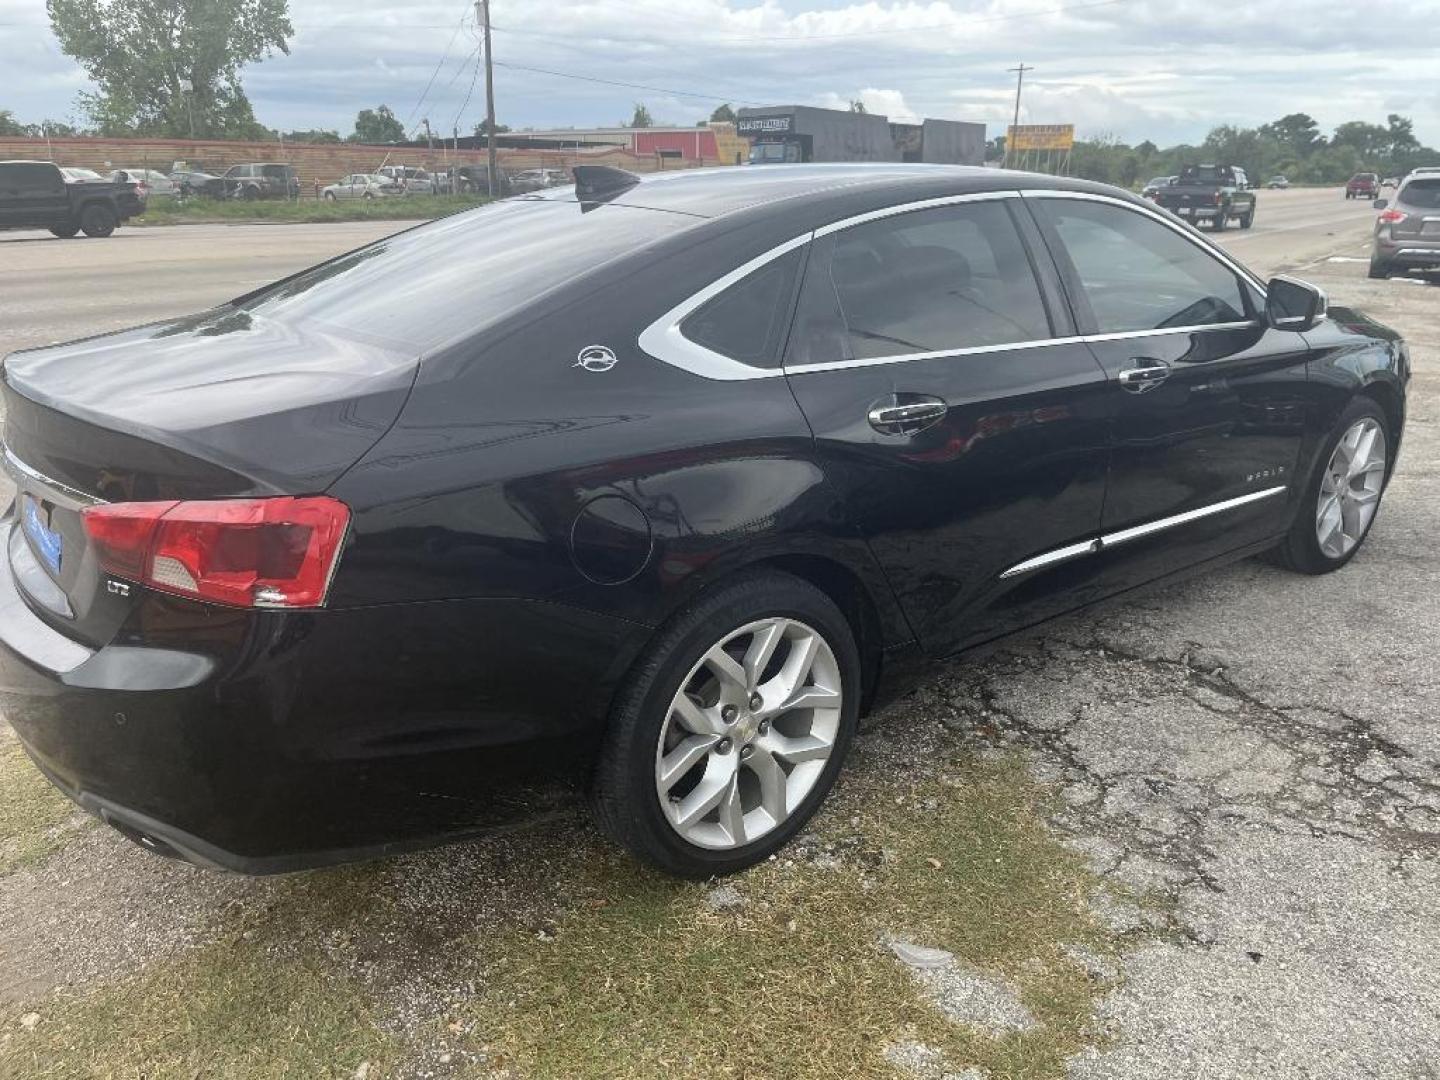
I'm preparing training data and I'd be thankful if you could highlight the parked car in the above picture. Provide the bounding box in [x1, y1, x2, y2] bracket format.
[0, 159, 144, 237]
[1153, 163, 1256, 230]
[222, 162, 300, 200]
[1369, 174, 1440, 279]
[1346, 172, 1380, 199]
[321, 174, 405, 200]
[59, 167, 107, 183]
[170, 169, 226, 198]
[1267, 175, 1290, 189]
[1140, 175, 1175, 199]
[0, 164, 1407, 877]
[508, 168, 570, 194]
[1381, 177, 1398, 188]
[111, 168, 176, 198]
[375, 165, 433, 194]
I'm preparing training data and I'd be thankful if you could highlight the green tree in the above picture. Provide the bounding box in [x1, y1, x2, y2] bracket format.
[349, 105, 404, 144]
[1385, 114, 1418, 155]
[709, 103, 736, 123]
[629, 103, 653, 128]
[473, 118, 510, 136]
[47, 0, 291, 139]
[1331, 120, 1389, 160]
[1258, 113, 1323, 157]
[282, 129, 341, 144]
[25, 120, 81, 137]
[0, 110, 26, 135]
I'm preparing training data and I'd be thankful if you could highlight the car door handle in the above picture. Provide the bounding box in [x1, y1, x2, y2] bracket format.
[1117, 358, 1171, 394]
[867, 394, 948, 435]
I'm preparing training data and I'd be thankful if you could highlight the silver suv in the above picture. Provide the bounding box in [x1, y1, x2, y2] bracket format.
[1371, 175, 1440, 278]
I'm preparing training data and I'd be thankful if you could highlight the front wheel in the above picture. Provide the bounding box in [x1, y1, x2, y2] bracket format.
[590, 572, 861, 877]
[324, 191, 337, 202]
[1269, 399, 1389, 574]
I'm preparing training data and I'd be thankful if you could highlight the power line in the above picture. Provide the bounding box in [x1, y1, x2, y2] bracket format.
[449, 46, 484, 135]
[491, 60, 770, 106]
[401, 4, 472, 137]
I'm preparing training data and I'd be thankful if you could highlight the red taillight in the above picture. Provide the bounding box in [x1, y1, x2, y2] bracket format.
[134, 183, 148, 198]
[1214, 192, 1223, 204]
[1378, 209, 1408, 224]
[82, 497, 350, 609]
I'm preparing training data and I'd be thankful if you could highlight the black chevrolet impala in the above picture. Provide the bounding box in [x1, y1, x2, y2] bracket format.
[0, 165, 1408, 876]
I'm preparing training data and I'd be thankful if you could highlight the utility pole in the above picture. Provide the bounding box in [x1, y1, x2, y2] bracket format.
[422, 117, 434, 153]
[1004, 63, 1032, 169]
[476, 0, 499, 197]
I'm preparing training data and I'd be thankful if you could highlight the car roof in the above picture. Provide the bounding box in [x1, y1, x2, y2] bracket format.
[536, 163, 1133, 221]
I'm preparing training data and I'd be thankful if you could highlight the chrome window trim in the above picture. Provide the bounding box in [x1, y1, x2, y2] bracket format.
[638, 186, 1274, 382]
[998, 486, 1288, 579]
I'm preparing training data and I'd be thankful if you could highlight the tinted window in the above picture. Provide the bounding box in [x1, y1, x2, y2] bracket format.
[0, 163, 58, 191]
[789, 201, 1051, 365]
[236, 200, 693, 352]
[1042, 200, 1248, 333]
[679, 247, 802, 368]
[1400, 178, 1440, 209]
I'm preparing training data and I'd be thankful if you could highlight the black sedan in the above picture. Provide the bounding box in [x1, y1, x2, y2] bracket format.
[0, 165, 1408, 877]
[170, 169, 226, 198]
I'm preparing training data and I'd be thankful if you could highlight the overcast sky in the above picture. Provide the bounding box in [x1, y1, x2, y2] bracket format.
[2, 0, 1437, 146]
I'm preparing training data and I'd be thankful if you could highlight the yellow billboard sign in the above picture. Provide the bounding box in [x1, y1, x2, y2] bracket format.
[1007, 124, 1075, 152]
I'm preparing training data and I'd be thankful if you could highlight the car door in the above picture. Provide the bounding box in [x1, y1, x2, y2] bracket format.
[11, 163, 69, 225]
[1027, 192, 1312, 588]
[782, 194, 1114, 656]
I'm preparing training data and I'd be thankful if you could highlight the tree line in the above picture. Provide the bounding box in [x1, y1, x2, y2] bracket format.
[1009, 113, 1436, 187]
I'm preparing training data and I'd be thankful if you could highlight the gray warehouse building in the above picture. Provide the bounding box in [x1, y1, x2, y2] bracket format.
[736, 105, 985, 166]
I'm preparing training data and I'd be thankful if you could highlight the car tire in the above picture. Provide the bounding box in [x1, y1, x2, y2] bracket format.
[1268, 397, 1390, 575]
[590, 571, 861, 878]
[1368, 255, 1391, 280]
[363, 192, 374, 200]
[1211, 208, 1227, 231]
[324, 192, 336, 202]
[1240, 207, 1255, 229]
[79, 203, 116, 238]
[49, 222, 80, 239]
[242, 186, 259, 201]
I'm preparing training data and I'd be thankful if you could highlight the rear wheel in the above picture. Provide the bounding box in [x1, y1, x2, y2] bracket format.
[1269, 398, 1389, 574]
[242, 186, 259, 201]
[1239, 206, 1255, 229]
[1211, 207, 1228, 231]
[324, 191, 337, 201]
[49, 222, 79, 239]
[590, 572, 860, 877]
[79, 203, 116, 238]
[1368, 254, 1391, 279]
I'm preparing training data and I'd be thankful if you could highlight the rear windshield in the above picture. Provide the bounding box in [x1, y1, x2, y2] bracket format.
[234, 198, 693, 352]
[1179, 165, 1226, 184]
[1400, 179, 1440, 209]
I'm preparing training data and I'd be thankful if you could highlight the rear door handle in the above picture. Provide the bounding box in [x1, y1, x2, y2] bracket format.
[1117, 358, 1171, 394]
[867, 394, 948, 435]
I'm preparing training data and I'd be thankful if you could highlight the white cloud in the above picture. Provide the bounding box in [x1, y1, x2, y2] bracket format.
[2, 0, 1436, 147]
[815, 87, 919, 122]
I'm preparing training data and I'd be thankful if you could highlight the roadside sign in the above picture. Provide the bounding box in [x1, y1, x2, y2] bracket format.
[1007, 124, 1075, 152]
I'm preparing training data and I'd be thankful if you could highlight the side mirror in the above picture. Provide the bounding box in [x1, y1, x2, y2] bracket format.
[1266, 275, 1328, 333]
[1373, 198, 1388, 210]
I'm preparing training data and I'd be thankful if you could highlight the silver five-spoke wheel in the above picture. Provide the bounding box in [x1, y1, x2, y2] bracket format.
[1316, 416, 1387, 560]
[655, 617, 842, 850]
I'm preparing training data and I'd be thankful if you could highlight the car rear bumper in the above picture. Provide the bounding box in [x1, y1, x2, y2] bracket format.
[0, 532, 650, 872]
[1376, 238, 1440, 267]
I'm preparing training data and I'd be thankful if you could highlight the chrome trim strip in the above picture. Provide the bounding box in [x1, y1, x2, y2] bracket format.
[786, 335, 1086, 375]
[999, 539, 1099, 579]
[3, 444, 105, 508]
[998, 485, 1288, 580]
[636, 232, 812, 381]
[1099, 486, 1287, 549]
[811, 190, 1021, 238]
[1019, 189, 1269, 295]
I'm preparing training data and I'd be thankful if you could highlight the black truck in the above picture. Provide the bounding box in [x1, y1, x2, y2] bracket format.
[0, 160, 145, 238]
[1153, 163, 1256, 231]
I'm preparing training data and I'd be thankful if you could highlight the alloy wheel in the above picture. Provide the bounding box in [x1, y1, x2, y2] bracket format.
[654, 617, 842, 850]
[1316, 417, 1387, 559]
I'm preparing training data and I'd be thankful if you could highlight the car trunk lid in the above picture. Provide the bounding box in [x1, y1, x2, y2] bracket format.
[2, 308, 418, 644]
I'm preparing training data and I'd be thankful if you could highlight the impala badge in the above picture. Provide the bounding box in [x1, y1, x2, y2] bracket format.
[575, 345, 617, 372]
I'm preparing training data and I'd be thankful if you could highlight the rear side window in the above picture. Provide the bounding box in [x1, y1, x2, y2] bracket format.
[787, 201, 1052, 365]
[1040, 200, 1248, 333]
[0, 162, 59, 191]
[678, 247, 803, 368]
[1400, 179, 1440, 209]
[236, 199, 693, 352]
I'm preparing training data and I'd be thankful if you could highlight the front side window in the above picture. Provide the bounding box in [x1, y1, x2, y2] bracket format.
[1039, 200, 1249, 333]
[788, 200, 1052, 365]
[678, 247, 803, 368]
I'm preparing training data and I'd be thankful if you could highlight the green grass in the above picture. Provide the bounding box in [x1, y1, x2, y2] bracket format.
[0, 737, 85, 875]
[0, 940, 396, 1080]
[132, 194, 490, 226]
[463, 755, 1115, 1079]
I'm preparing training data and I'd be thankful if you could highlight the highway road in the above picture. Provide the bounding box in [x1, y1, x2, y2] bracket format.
[0, 186, 1394, 357]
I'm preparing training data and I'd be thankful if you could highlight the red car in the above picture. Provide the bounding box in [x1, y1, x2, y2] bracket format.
[1346, 172, 1379, 200]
